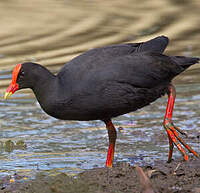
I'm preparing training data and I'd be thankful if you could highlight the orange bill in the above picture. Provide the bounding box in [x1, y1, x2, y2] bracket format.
[4, 64, 22, 99]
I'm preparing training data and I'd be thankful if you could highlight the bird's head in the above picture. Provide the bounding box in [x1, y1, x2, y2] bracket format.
[4, 62, 42, 99]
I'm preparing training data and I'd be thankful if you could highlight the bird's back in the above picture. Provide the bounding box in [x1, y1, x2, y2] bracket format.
[58, 36, 169, 78]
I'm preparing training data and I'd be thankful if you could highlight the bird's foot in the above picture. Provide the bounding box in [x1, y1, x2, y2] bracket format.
[163, 120, 199, 163]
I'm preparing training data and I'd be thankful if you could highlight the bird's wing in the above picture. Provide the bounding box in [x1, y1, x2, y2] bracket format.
[62, 52, 182, 96]
[85, 52, 182, 89]
[58, 36, 169, 77]
[132, 35, 168, 53]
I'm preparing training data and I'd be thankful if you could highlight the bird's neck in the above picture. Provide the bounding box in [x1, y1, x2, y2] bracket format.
[30, 66, 72, 118]
[31, 67, 58, 108]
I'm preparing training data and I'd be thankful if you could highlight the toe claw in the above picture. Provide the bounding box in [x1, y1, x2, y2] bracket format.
[184, 154, 189, 161]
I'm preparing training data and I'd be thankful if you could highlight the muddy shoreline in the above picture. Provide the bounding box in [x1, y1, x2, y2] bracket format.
[0, 156, 199, 193]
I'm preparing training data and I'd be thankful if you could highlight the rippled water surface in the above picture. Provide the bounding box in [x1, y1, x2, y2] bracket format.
[0, 0, 200, 177]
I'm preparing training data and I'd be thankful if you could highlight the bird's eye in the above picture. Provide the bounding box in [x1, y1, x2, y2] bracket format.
[17, 70, 25, 82]
[20, 70, 25, 77]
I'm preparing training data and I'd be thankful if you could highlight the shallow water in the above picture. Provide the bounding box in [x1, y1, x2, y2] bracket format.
[0, 0, 200, 177]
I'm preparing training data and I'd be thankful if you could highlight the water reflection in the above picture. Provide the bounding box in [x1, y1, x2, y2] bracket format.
[0, 0, 200, 177]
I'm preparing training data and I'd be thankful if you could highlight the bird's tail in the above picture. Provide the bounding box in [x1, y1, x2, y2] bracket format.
[170, 55, 199, 70]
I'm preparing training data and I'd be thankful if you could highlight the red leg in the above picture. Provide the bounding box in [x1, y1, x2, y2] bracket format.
[167, 132, 174, 163]
[163, 84, 199, 162]
[105, 120, 117, 167]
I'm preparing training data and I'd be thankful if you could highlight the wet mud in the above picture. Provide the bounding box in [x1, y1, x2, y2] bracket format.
[0, 157, 199, 193]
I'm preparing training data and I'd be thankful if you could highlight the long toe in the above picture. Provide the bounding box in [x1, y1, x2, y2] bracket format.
[164, 121, 199, 160]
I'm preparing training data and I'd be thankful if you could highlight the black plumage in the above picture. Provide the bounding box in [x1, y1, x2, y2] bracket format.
[16, 36, 198, 121]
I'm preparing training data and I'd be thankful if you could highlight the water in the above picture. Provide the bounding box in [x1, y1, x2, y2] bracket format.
[0, 0, 200, 177]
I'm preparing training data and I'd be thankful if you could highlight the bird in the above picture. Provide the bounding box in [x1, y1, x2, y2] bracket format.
[4, 36, 199, 167]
